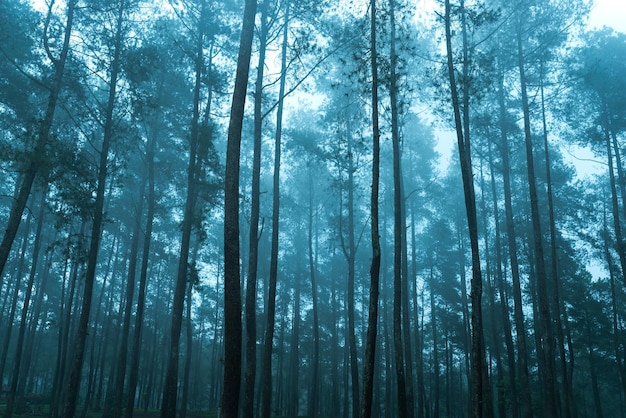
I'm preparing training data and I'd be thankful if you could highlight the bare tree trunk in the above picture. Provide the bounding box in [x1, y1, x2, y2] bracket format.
[444, 1, 485, 415]
[497, 72, 533, 418]
[160, 3, 208, 415]
[260, 3, 289, 417]
[540, 73, 573, 418]
[125, 115, 158, 418]
[0, 211, 31, 385]
[243, 1, 269, 415]
[62, 1, 126, 415]
[360, 0, 381, 414]
[308, 168, 320, 418]
[5, 191, 46, 417]
[516, 20, 558, 418]
[488, 140, 519, 418]
[389, 0, 407, 415]
[222, 0, 257, 415]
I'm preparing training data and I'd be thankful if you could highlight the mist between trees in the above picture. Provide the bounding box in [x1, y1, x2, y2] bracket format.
[0, 0, 625, 417]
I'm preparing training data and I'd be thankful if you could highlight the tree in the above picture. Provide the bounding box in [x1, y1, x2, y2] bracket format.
[443, 0, 486, 416]
[222, 0, 257, 416]
[0, 0, 75, 288]
[63, 1, 129, 415]
[360, 0, 382, 415]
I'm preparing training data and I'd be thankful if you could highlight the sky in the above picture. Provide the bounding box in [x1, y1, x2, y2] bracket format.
[588, 0, 626, 32]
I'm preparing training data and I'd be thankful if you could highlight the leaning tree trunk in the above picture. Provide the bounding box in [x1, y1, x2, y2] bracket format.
[360, 0, 381, 415]
[0, 0, 75, 283]
[222, 0, 257, 415]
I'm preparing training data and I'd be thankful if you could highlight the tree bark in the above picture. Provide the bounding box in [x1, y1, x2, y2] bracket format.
[160, 2, 207, 415]
[444, 1, 485, 416]
[222, 0, 257, 415]
[5, 191, 45, 417]
[260, 3, 289, 417]
[243, 1, 269, 415]
[360, 0, 381, 414]
[516, 20, 558, 418]
[308, 167, 320, 418]
[62, 2, 126, 415]
[125, 113, 158, 418]
[389, 0, 408, 415]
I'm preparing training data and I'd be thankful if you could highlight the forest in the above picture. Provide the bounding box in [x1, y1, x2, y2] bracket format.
[0, 0, 625, 417]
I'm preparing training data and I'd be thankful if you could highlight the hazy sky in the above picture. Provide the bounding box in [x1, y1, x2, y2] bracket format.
[589, 0, 626, 32]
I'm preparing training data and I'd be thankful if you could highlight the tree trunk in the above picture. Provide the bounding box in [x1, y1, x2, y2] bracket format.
[0, 210, 31, 386]
[260, 3, 289, 417]
[243, 1, 269, 415]
[125, 113, 158, 418]
[308, 167, 320, 418]
[540, 73, 573, 418]
[497, 72, 533, 418]
[389, 0, 408, 415]
[0, 0, 74, 283]
[516, 20, 558, 418]
[444, 1, 485, 415]
[488, 140, 519, 418]
[160, 1, 207, 414]
[360, 0, 381, 414]
[5, 191, 46, 417]
[222, 0, 257, 415]
[430, 268, 440, 418]
[62, 1, 126, 415]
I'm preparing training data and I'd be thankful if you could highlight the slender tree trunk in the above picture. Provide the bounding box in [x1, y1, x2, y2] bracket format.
[516, 20, 558, 418]
[342, 115, 360, 418]
[488, 140, 519, 418]
[430, 268, 440, 418]
[360, 0, 381, 414]
[497, 72, 533, 418]
[160, 2, 208, 414]
[308, 168, 320, 418]
[62, 2, 126, 415]
[411, 203, 426, 418]
[111, 167, 146, 418]
[289, 266, 301, 418]
[0, 0, 74, 282]
[243, 1, 269, 415]
[260, 5, 290, 417]
[5, 191, 46, 417]
[181, 277, 194, 418]
[0, 211, 31, 385]
[603, 209, 626, 401]
[222, 0, 257, 415]
[540, 74, 573, 418]
[125, 116, 158, 418]
[389, 0, 407, 415]
[444, 1, 485, 415]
